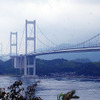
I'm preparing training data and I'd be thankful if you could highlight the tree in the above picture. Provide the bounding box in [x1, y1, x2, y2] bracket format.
[0, 80, 42, 100]
[57, 90, 79, 100]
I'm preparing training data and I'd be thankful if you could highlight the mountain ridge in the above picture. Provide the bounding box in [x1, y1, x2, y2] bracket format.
[0, 58, 100, 77]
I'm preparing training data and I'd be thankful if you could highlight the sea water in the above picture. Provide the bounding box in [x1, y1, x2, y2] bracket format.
[0, 76, 100, 100]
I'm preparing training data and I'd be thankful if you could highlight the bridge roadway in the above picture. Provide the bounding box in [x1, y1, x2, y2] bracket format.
[27, 46, 100, 57]
[1, 46, 100, 58]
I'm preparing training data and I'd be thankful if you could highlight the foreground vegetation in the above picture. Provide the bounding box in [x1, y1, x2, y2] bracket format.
[0, 80, 42, 100]
[0, 80, 79, 100]
[57, 90, 79, 100]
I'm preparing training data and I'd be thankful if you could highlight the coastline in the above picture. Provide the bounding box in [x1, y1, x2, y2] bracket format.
[0, 75, 21, 77]
[0, 74, 100, 79]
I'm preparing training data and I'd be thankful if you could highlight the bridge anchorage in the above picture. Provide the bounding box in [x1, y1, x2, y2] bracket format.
[11, 20, 36, 77]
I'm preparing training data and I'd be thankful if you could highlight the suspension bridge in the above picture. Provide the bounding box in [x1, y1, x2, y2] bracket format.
[1, 20, 100, 77]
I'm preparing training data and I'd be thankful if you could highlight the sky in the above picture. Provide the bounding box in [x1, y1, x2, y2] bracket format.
[0, 0, 100, 54]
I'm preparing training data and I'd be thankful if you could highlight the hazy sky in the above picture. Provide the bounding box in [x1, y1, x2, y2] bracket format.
[0, 0, 100, 54]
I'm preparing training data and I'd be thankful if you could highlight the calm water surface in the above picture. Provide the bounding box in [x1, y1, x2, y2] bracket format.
[0, 76, 100, 100]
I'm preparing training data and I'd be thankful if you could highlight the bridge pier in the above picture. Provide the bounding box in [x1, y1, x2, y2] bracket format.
[13, 55, 36, 77]
[28, 57, 30, 75]
[24, 56, 27, 76]
[24, 55, 36, 76]
[33, 56, 36, 76]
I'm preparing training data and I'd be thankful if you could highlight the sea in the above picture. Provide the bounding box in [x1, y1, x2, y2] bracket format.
[0, 76, 100, 100]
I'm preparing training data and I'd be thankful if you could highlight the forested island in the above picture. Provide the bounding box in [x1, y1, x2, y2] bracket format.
[0, 58, 100, 77]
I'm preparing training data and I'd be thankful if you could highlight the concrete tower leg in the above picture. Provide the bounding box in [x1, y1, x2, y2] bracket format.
[33, 56, 36, 76]
[24, 56, 27, 76]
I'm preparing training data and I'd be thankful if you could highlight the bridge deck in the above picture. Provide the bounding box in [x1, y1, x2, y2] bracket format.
[28, 46, 100, 57]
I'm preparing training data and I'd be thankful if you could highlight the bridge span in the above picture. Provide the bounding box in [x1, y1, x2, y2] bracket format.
[12, 46, 100, 77]
[28, 46, 100, 57]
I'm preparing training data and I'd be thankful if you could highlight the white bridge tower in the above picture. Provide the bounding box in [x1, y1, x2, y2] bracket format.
[10, 32, 17, 57]
[24, 20, 36, 76]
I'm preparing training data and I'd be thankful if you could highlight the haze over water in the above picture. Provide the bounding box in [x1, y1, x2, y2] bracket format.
[0, 76, 100, 100]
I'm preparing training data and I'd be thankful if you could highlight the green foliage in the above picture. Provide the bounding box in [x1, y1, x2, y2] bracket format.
[0, 58, 100, 76]
[0, 80, 42, 100]
[37, 58, 100, 76]
[57, 90, 79, 100]
[0, 59, 21, 75]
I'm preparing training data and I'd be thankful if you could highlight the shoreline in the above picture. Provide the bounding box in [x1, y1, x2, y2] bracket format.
[0, 74, 100, 79]
[0, 75, 21, 77]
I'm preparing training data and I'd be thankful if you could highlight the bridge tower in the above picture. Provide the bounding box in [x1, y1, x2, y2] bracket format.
[10, 32, 17, 57]
[24, 20, 36, 76]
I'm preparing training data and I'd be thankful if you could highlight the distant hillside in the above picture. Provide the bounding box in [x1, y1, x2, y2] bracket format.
[0, 59, 4, 64]
[0, 59, 21, 75]
[0, 58, 100, 77]
[72, 58, 91, 63]
[36, 58, 100, 76]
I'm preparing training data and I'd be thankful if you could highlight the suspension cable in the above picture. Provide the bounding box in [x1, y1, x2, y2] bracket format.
[71, 33, 100, 48]
[18, 29, 25, 53]
[4, 37, 10, 55]
[36, 37, 51, 48]
[28, 25, 53, 48]
[36, 24, 58, 46]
